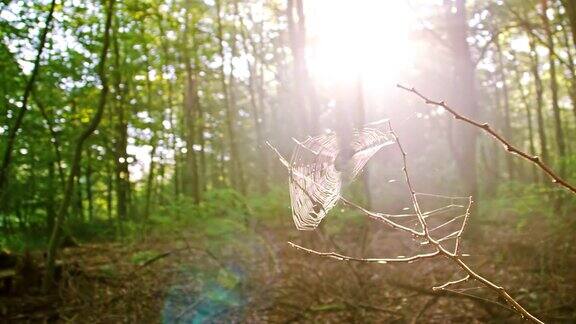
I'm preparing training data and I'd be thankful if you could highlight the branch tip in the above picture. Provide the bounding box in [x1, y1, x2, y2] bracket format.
[398, 85, 576, 195]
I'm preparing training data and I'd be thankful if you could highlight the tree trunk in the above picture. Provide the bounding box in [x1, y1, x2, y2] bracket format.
[489, 77, 502, 193]
[560, 18, 576, 126]
[182, 6, 200, 203]
[528, 35, 549, 163]
[46, 161, 56, 233]
[183, 74, 200, 203]
[112, 15, 129, 220]
[445, 0, 479, 201]
[287, 0, 308, 136]
[156, 15, 181, 197]
[215, 0, 246, 194]
[236, 0, 269, 193]
[561, 0, 576, 54]
[295, 0, 320, 135]
[495, 36, 515, 180]
[512, 54, 539, 183]
[191, 39, 207, 194]
[34, 94, 65, 186]
[541, 0, 566, 174]
[287, 0, 319, 136]
[106, 162, 113, 221]
[74, 172, 84, 222]
[43, 0, 116, 291]
[144, 144, 157, 219]
[85, 150, 94, 222]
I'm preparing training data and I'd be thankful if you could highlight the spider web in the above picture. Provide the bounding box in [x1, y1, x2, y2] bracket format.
[271, 118, 539, 318]
[287, 127, 394, 230]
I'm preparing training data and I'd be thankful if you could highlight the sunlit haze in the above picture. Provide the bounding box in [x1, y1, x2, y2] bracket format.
[306, 1, 418, 88]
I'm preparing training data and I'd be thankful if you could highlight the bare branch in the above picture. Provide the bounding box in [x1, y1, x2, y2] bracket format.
[272, 117, 544, 322]
[339, 197, 423, 236]
[288, 242, 440, 264]
[388, 121, 432, 240]
[390, 279, 515, 313]
[433, 275, 470, 291]
[455, 196, 473, 255]
[397, 84, 576, 195]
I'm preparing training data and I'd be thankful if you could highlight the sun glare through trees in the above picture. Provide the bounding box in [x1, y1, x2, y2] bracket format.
[306, 1, 417, 88]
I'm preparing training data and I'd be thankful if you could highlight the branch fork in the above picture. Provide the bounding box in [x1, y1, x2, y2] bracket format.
[269, 106, 546, 322]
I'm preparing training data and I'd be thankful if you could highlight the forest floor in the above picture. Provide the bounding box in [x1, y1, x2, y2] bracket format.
[1, 215, 575, 323]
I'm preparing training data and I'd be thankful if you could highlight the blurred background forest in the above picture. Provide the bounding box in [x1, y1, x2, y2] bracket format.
[1, 0, 575, 322]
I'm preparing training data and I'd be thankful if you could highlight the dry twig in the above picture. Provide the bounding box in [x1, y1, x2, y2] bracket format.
[397, 84, 576, 195]
[270, 118, 545, 323]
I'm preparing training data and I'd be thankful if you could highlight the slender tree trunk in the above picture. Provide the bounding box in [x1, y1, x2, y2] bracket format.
[34, 94, 65, 186]
[43, 0, 116, 290]
[489, 78, 502, 193]
[215, 0, 246, 194]
[254, 17, 275, 182]
[169, 88, 180, 198]
[140, 22, 161, 217]
[75, 172, 84, 222]
[528, 35, 549, 163]
[86, 150, 94, 222]
[0, 0, 57, 205]
[181, 6, 200, 203]
[287, 0, 319, 136]
[191, 20, 207, 194]
[144, 144, 157, 219]
[157, 159, 166, 204]
[446, 0, 479, 201]
[46, 161, 56, 233]
[226, 5, 245, 192]
[541, 0, 566, 174]
[236, 1, 269, 192]
[287, 0, 308, 136]
[560, 20, 576, 125]
[495, 36, 515, 180]
[106, 162, 113, 221]
[112, 16, 129, 220]
[183, 73, 200, 203]
[156, 15, 180, 197]
[295, 0, 320, 135]
[512, 55, 539, 182]
[561, 0, 576, 54]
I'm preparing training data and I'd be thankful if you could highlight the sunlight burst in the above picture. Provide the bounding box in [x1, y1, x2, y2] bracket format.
[306, 1, 418, 88]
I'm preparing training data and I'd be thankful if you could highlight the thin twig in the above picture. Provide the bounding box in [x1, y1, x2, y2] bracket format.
[454, 196, 472, 255]
[139, 251, 173, 268]
[270, 118, 545, 322]
[389, 279, 514, 313]
[433, 275, 470, 291]
[288, 242, 439, 264]
[389, 121, 543, 323]
[397, 84, 576, 195]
